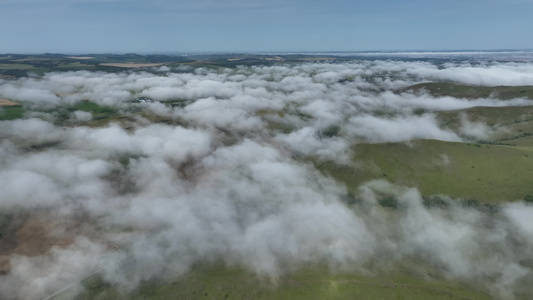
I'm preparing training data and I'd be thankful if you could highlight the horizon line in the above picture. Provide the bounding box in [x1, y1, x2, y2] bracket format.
[2, 48, 533, 56]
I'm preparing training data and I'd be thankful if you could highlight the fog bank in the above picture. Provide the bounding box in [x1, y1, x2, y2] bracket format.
[1, 60, 533, 299]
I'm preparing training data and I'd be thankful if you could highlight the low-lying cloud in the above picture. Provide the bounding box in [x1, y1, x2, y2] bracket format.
[1, 59, 533, 299]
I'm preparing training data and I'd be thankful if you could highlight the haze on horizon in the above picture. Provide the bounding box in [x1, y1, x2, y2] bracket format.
[1, 0, 533, 54]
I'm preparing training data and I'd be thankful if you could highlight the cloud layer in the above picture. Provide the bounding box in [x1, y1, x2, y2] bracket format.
[1, 60, 533, 299]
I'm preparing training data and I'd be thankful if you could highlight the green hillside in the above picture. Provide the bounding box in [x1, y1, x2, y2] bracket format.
[403, 82, 533, 100]
[73, 266, 491, 300]
[316, 140, 533, 203]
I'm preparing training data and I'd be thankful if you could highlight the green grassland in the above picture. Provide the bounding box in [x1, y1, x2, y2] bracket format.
[0, 98, 161, 128]
[0, 99, 123, 126]
[71, 265, 491, 300]
[0, 63, 35, 70]
[439, 105, 533, 129]
[437, 105, 533, 146]
[403, 82, 533, 100]
[308, 83, 530, 203]
[49, 101, 119, 126]
[315, 140, 533, 203]
[57, 62, 97, 70]
[0, 106, 24, 120]
[71, 101, 117, 116]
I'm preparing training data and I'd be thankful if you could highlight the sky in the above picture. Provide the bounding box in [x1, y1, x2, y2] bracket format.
[1, 0, 533, 54]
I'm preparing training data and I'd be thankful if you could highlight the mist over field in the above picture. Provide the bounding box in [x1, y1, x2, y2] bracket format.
[2, 59, 533, 299]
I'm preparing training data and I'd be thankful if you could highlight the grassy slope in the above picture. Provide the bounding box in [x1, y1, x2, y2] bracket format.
[317, 84, 533, 203]
[316, 140, 533, 203]
[365, 140, 533, 202]
[0, 63, 35, 70]
[74, 266, 491, 300]
[0, 106, 24, 120]
[437, 105, 533, 146]
[309, 82, 533, 203]
[403, 82, 533, 100]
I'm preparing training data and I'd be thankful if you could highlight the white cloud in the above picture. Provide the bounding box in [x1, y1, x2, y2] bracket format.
[1, 59, 533, 299]
[346, 114, 461, 143]
[72, 110, 92, 121]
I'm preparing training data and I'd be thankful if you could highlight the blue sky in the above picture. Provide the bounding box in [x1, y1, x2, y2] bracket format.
[1, 0, 532, 53]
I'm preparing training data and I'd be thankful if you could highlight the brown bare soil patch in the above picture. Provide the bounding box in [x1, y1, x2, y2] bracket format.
[0, 256, 10, 274]
[0, 213, 95, 273]
[11, 219, 75, 256]
[99, 62, 166, 68]
[0, 99, 20, 106]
